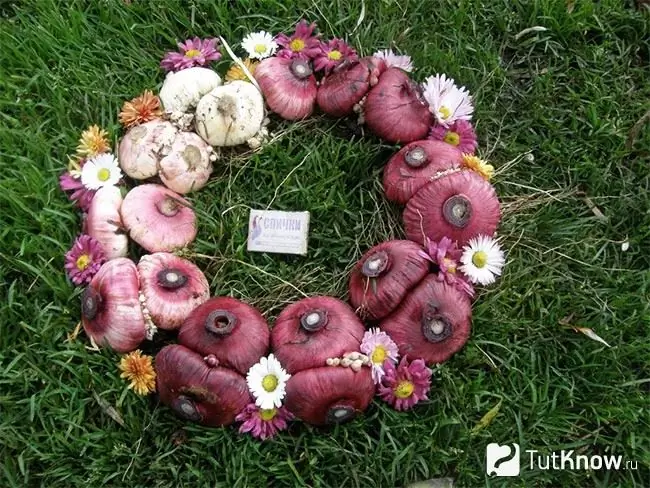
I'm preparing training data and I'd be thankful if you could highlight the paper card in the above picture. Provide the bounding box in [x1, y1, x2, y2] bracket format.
[247, 210, 310, 255]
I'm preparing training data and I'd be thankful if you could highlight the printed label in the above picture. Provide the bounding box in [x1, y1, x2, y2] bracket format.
[247, 210, 310, 255]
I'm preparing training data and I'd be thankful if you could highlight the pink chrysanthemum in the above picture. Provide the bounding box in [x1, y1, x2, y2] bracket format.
[160, 37, 221, 72]
[235, 403, 293, 440]
[360, 328, 399, 385]
[313, 38, 358, 74]
[378, 357, 432, 411]
[418, 237, 475, 298]
[275, 20, 321, 60]
[59, 170, 96, 211]
[429, 120, 478, 155]
[64, 234, 106, 285]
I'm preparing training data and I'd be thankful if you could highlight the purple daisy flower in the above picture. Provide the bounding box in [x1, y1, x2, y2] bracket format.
[313, 38, 358, 74]
[64, 234, 106, 285]
[235, 403, 293, 440]
[59, 171, 96, 212]
[275, 20, 321, 60]
[418, 236, 475, 298]
[160, 37, 222, 72]
[378, 357, 432, 411]
[429, 120, 478, 155]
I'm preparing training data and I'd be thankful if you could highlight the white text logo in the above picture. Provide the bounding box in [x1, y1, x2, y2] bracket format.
[486, 443, 520, 477]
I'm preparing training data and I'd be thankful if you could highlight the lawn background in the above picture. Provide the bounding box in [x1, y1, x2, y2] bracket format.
[0, 0, 649, 486]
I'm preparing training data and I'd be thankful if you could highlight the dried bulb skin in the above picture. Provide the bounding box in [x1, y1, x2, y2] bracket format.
[364, 68, 433, 143]
[178, 297, 270, 375]
[383, 140, 463, 204]
[316, 56, 386, 117]
[85, 185, 128, 260]
[81, 258, 146, 352]
[403, 171, 500, 246]
[156, 344, 251, 427]
[121, 184, 197, 252]
[255, 57, 317, 120]
[118, 120, 178, 180]
[348, 240, 430, 320]
[380, 275, 472, 364]
[159, 67, 223, 115]
[137, 253, 210, 330]
[284, 366, 374, 426]
[271, 296, 365, 374]
[158, 131, 213, 194]
[195, 81, 265, 146]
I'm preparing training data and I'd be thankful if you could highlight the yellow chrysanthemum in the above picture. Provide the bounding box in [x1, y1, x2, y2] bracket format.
[119, 90, 163, 128]
[462, 154, 494, 180]
[76, 125, 110, 159]
[119, 350, 156, 395]
[225, 58, 259, 82]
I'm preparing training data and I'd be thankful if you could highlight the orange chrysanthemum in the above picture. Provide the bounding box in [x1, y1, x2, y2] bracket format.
[118, 90, 163, 129]
[76, 125, 111, 159]
[225, 58, 259, 82]
[119, 350, 156, 395]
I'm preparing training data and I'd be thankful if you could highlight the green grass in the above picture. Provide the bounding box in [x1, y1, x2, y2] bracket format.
[1, 0, 649, 486]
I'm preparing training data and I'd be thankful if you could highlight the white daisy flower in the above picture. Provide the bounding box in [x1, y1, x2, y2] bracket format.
[360, 328, 399, 384]
[459, 235, 505, 285]
[81, 153, 122, 190]
[241, 31, 278, 60]
[246, 354, 291, 409]
[422, 74, 474, 127]
[373, 49, 414, 72]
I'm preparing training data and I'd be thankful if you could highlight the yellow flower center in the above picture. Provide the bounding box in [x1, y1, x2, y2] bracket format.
[185, 49, 201, 58]
[97, 168, 111, 182]
[472, 250, 488, 268]
[394, 380, 415, 399]
[439, 106, 451, 120]
[254, 43, 267, 54]
[443, 131, 460, 146]
[260, 408, 277, 421]
[76, 254, 90, 271]
[327, 50, 342, 61]
[443, 257, 457, 273]
[262, 374, 278, 392]
[371, 345, 387, 364]
[289, 38, 305, 52]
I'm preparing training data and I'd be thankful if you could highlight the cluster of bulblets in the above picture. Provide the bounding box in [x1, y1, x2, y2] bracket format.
[69, 27, 504, 432]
